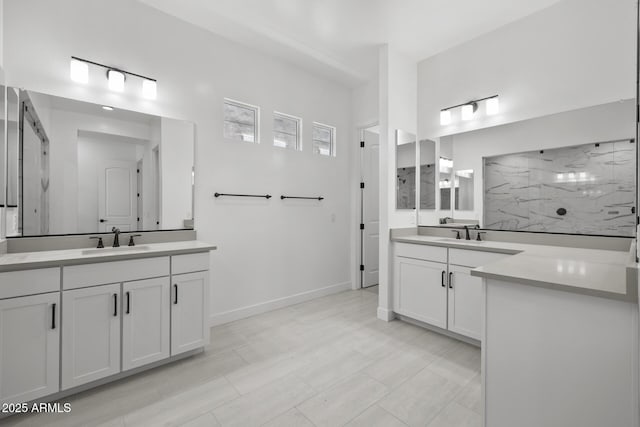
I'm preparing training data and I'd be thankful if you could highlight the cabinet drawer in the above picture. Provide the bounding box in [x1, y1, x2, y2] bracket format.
[449, 248, 511, 268]
[171, 252, 209, 275]
[64, 257, 170, 290]
[394, 242, 447, 263]
[0, 268, 60, 299]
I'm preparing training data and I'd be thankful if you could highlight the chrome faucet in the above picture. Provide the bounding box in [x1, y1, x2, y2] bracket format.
[111, 227, 121, 247]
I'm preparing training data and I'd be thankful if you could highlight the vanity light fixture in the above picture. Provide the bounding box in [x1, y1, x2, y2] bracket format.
[102, 106, 114, 111]
[142, 79, 157, 100]
[69, 56, 158, 99]
[461, 102, 477, 121]
[440, 94, 499, 125]
[440, 109, 452, 126]
[107, 70, 125, 92]
[70, 58, 89, 84]
[486, 96, 500, 115]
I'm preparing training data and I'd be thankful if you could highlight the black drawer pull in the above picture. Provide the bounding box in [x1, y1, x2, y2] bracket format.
[441, 271, 446, 287]
[126, 292, 130, 314]
[449, 272, 453, 288]
[113, 293, 118, 316]
[51, 303, 56, 329]
[174, 284, 178, 304]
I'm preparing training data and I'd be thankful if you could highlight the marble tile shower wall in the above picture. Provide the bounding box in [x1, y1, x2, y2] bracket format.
[484, 140, 635, 236]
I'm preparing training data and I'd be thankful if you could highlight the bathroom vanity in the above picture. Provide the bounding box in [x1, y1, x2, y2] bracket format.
[0, 240, 215, 408]
[390, 228, 638, 427]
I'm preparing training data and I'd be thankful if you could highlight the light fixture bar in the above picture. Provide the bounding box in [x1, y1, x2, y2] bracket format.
[70, 56, 156, 82]
[441, 94, 498, 112]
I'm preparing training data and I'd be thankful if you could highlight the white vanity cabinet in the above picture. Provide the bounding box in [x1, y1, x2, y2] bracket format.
[171, 253, 210, 355]
[394, 256, 447, 328]
[61, 283, 121, 389]
[0, 292, 60, 405]
[393, 242, 509, 340]
[122, 277, 171, 371]
[447, 265, 482, 339]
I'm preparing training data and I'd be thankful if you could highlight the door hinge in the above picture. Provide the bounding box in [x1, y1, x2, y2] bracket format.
[137, 217, 140, 222]
[360, 182, 365, 189]
[137, 193, 140, 197]
[360, 223, 364, 230]
[137, 169, 140, 173]
[360, 141, 365, 148]
[360, 264, 365, 271]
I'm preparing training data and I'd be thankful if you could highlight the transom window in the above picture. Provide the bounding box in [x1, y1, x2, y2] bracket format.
[273, 112, 301, 151]
[312, 122, 336, 156]
[224, 99, 259, 143]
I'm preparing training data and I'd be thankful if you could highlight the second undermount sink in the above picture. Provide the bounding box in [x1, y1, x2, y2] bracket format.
[81, 245, 151, 255]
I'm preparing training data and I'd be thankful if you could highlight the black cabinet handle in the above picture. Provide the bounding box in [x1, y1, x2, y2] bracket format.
[51, 303, 56, 329]
[99, 219, 106, 223]
[441, 271, 446, 287]
[113, 294, 118, 316]
[174, 284, 178, 304]
[126, 292, 130, 314]
[449, 272, 453, 289]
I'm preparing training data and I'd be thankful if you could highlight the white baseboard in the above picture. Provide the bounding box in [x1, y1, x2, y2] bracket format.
[209, 281, 352, 327]
[377, 307, 395, 322]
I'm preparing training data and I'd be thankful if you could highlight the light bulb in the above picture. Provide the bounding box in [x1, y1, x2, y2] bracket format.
[486, 97, 500, 115]
[70, 58, 89, 84]
[142, 79, 157, 100]
[461, 104, 475, 121]
[440, 110, 451, 126]
[108, 70, 125, 92]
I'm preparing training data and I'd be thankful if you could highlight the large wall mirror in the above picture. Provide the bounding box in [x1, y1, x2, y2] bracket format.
[417, 0, 636, 238]
[5, 89, 195, 237]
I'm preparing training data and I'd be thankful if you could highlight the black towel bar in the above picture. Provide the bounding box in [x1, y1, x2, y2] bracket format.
[280, 195, 324, 201]
[214, 192, 272, 199]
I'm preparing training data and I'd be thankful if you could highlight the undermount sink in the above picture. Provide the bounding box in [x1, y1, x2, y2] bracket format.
[81, 245, 151, 255]
[436, 238, 486, 244]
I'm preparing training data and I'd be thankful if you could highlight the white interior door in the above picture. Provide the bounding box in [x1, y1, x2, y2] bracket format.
[98, 160, 137, 232]
[361, 128, 380, 288]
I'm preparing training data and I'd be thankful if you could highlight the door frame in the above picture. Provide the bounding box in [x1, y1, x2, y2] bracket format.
[358, 122, 380, 289]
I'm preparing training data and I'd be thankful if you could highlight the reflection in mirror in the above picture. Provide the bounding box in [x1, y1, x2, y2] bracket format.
[419, 139, 436, 209]
[396, 130, 416, 209]
[439, 137, 452, 211]
[0, 84, 5, 208]
[6, 88, 18, 212]
[11, 89, 195, 237]
[454, 170, 474, 211]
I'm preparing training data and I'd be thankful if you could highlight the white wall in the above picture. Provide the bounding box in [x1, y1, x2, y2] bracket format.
[418, 0, 635, 140]
[378, 45, 418, 320]
[4, 0, 353, 323]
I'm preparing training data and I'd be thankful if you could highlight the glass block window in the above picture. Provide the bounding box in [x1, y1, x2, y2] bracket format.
[312, 122, 335, 156]
[224, 99, 259, 143]
[273, 112, 301, 150]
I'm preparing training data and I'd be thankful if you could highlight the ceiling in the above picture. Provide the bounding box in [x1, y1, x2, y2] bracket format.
[138, 0, 563, 87]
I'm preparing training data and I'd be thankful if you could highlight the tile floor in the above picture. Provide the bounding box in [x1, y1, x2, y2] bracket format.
[4, 289, 481, 427]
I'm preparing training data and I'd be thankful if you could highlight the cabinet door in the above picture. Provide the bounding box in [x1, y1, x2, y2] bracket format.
[447, 265, 482, 340]
[394, 257, 447, 329]
[0, 292, 59, 405]
[122, 277, 170, 371]
[62, 283, 121, 389]
[171, 271, 209, 355]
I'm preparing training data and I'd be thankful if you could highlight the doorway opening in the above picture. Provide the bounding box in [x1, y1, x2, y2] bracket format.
[360, 125, 380, 289]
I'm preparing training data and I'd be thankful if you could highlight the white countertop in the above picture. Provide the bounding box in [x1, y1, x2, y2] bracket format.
[392, 235, 637, 302]
[0, 240, 216, 272]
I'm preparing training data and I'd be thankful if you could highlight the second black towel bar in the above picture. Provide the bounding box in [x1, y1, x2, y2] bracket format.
[280, 195, 324, 201]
